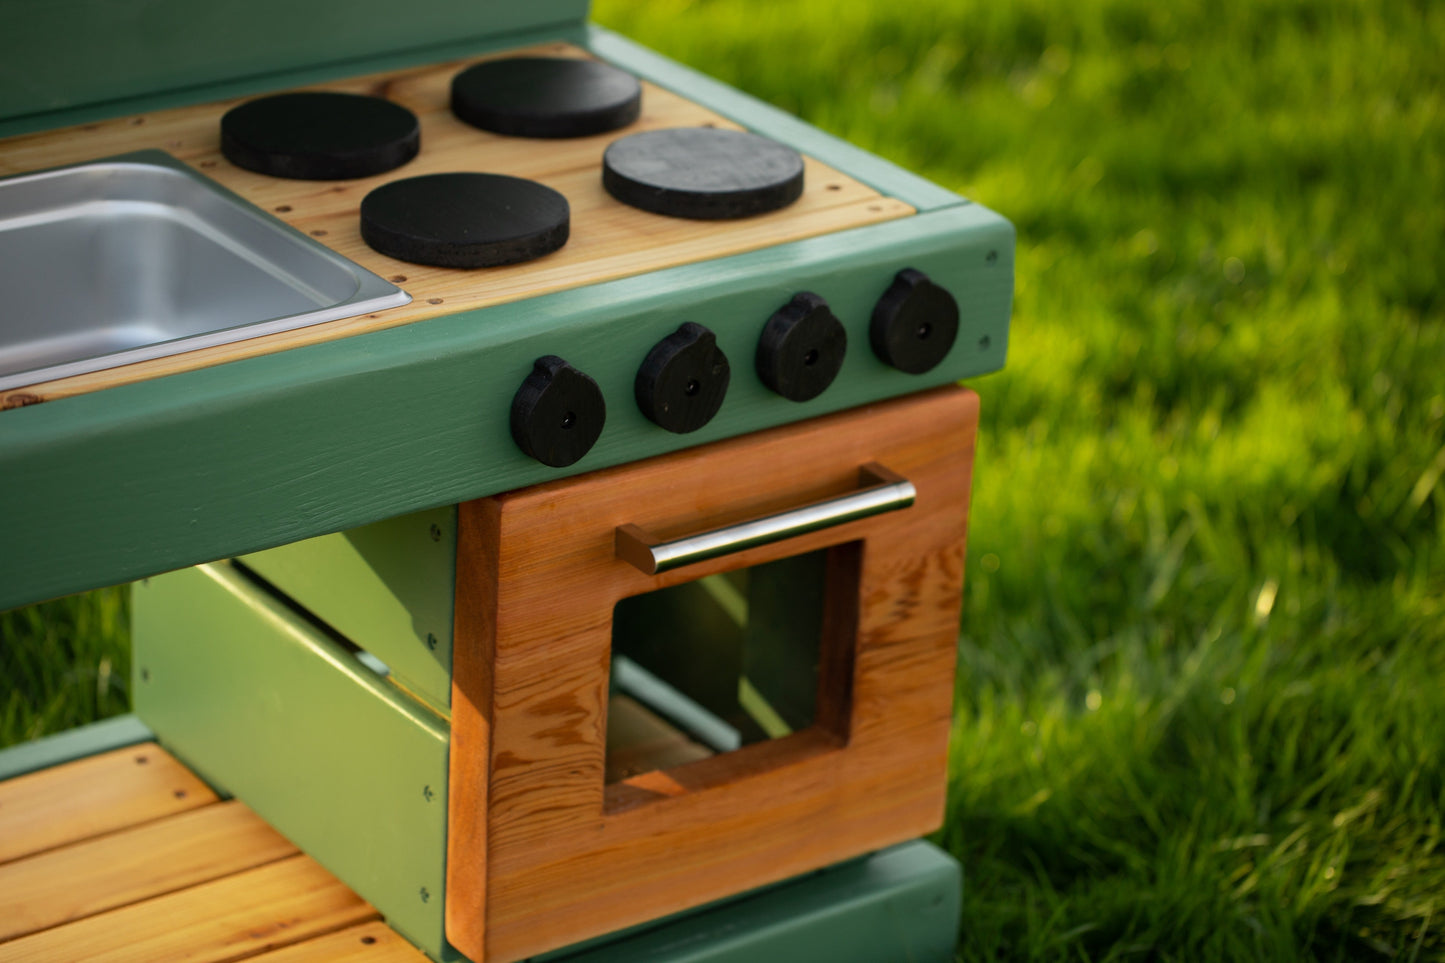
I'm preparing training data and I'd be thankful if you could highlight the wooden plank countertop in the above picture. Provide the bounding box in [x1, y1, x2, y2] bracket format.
[0, 41, 912, 408]
[0, 742, 430, 962]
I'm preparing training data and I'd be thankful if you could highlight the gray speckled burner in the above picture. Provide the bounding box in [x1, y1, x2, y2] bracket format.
[602, 127, 805, 220]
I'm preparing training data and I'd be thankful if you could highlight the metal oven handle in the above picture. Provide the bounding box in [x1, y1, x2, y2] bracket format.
[615, 462, 916, 575]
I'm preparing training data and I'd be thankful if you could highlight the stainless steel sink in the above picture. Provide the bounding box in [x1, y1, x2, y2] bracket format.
[0, 150, 410, 390]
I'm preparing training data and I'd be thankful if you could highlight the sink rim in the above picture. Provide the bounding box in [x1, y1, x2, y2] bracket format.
[0, 149, 411, 392]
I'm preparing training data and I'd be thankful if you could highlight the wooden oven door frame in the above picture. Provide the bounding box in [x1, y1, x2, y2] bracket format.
[448, 386, 979, 963]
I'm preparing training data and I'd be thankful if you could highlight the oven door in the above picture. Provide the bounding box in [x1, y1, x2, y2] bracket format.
[447, 385, 979, 963]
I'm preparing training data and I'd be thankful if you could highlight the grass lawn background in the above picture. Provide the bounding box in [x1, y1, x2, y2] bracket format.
[3, 0, 1442, 959]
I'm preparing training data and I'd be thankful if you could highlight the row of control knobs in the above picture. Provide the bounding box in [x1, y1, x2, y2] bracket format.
[512, 268, 959, 467]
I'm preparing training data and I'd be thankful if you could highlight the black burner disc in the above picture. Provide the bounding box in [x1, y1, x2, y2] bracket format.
[360, 172, 570, 268]
[221, 92, 420, 180]
[451, 57, 642, 138]
[602, 127, 805, 220]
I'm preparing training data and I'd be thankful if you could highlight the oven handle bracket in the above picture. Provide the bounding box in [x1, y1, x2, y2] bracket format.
[615, 462, 916, 575]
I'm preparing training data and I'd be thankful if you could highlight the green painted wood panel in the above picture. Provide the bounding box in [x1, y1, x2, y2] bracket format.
[0, 0, 589, 123]
[0, 203, 1011, 612]
[543, 841, 962, 963]
[0, 714, 154, 782]
[239, 506, 457, 712]
[0, 22, 590, 141]
[132, 563, 451, 959]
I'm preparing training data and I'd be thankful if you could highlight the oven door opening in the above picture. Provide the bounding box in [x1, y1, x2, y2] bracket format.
[604, 543, 859, 797]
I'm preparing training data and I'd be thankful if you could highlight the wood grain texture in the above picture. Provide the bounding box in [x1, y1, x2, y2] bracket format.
[0, 42, 911, 405]
[0, 854, 376, 963]
[0, 743, 216, 865]
[448, 386, 979, 962]
[0, 800, 297, 943]
[245, 921, 430, 963]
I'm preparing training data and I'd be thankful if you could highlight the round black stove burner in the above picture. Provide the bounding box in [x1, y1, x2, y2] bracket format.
[359, 172, 570, 269]
[451, 57, 642, 138]
[602, 127, 805, 220]
[220, 92, 420, 180]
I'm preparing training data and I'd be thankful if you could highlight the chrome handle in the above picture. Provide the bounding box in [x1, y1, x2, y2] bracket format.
[615, 462, 916, 575]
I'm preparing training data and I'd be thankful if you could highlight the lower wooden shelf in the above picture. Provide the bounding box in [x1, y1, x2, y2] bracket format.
[0, 742, 428, 963]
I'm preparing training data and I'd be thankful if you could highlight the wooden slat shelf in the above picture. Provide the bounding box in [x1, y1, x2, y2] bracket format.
[0, 41, 912, 406]
[0, 743, 430, 963]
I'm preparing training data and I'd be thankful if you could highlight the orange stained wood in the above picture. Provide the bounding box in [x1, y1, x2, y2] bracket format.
[246, 921, 434, 963]
[0, 42, 913, 408]
[0, 800, 298, 942]
[0, 855, 375, 962]
[0, 743, 216, 864]
[0, 743, 431, 963]
[448, 385, 979, 962]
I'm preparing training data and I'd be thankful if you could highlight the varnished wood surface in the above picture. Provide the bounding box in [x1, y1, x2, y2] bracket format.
[449, 386, 979, 962]
[0, 42, 912, 406]
[0, 743, 216, 865]
[0, 742, 430, 963]
[0, 801, 297, 942]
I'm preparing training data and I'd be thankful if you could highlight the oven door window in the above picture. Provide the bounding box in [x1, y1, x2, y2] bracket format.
[607, 546, 842, 783]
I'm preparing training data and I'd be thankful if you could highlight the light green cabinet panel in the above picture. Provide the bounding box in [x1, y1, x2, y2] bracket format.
[132, 563, 452, 960]
[240, 506, 457, 713]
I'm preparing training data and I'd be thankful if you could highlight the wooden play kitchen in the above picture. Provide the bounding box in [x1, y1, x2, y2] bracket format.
[0, 2, 1012, 961]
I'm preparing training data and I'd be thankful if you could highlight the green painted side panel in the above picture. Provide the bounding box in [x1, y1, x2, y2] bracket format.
[0, 0, 589, 123]
[1, 204, 1012, 611]
[584, 26, 966, 213]
[544, 841, 962, 963]
[131, 563, 451, 959]
[239, 506, 457, 712]
[0, 714, 154, 782]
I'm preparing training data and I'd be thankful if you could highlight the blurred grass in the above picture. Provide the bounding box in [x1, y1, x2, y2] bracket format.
[1, 588, 129, 746]
[4, 0, 1443, 959]
[596, 0, 1443, 960]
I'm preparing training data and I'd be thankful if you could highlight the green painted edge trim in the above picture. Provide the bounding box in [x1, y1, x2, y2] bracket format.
[0, 714, 154, 782]
[1, 203, 1012, 611]
[132, 563, 451, 958]
[0, 21, 589, 140]
[542, 840, 962, 962]
[584, 25, 967, 213]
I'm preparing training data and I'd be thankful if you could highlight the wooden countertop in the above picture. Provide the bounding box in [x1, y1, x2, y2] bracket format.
[0, 42, 911, 408]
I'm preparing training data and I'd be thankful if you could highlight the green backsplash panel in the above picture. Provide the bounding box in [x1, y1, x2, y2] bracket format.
[0, 0, 589, 121]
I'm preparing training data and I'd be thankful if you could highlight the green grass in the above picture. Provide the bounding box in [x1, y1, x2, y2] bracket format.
[1, 588, 129, 746]
[5, 0, 1444, 958]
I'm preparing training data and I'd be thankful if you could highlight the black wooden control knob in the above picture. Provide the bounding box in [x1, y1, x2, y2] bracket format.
[869, 268, 960, 374]
[755, 292, 847, 402]
[510, 356, 606, 468]
[635, 323, 730, 433]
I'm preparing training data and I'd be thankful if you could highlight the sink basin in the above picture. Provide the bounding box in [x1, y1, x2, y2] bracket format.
[0, 150, 410, 390]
